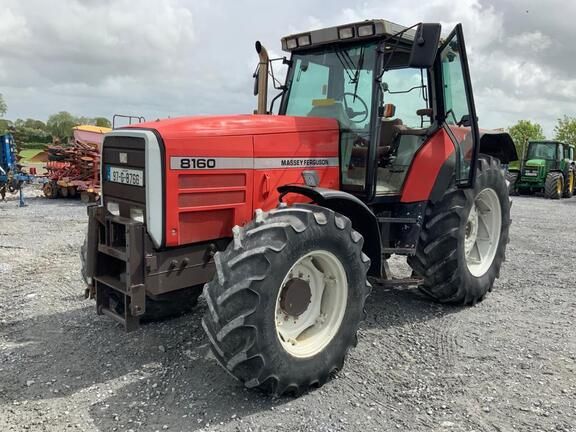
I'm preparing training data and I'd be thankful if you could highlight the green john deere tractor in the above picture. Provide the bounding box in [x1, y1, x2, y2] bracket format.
[508, 140, 575, 199]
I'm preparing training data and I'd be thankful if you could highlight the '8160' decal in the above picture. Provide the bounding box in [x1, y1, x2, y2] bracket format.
[177, 158, 216, 169]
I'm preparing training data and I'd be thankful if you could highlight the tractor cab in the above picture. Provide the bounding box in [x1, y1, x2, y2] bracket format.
[268, 20, 483, 201]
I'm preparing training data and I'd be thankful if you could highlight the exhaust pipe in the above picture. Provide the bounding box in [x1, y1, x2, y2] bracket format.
[255, 41, 269, 114]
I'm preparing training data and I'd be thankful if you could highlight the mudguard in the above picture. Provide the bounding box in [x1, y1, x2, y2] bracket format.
[278, 184, 381, 277]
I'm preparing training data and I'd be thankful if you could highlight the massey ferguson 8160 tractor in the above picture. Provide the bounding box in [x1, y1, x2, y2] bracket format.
[84, 20, 517, 395]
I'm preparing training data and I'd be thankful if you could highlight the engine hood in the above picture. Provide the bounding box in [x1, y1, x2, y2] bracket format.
[524, 159, 547, 168]
[128, 114, 339, 139]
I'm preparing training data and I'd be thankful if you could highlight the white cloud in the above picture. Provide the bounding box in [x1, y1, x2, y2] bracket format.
[508, 31, 552, 51]
[0, 0, 574, 137]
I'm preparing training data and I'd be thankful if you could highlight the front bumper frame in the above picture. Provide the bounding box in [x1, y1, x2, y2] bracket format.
[86, 205, 224, 331]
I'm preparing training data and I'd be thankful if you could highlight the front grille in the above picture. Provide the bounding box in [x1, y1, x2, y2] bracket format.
[522, 167, 539, 177]
[102, 136, 146, 219]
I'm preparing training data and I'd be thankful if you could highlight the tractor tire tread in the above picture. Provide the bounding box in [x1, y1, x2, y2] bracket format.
[544, 171, 563, 199]
[407, 155, 511, 305]
[202, 204, 371, 396]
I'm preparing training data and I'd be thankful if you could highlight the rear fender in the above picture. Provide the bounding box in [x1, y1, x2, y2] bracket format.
[479, 131, 518, 164]
[278, 185, 381, 277]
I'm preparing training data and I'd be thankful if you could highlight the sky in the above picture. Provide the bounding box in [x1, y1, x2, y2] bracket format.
[0, 0, 574, 136]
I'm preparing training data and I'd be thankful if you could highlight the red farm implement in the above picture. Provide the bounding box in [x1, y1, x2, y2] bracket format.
[43, 125, 109, 201]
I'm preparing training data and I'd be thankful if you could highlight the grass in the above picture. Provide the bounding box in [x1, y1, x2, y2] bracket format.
[19, 149, 45, 161]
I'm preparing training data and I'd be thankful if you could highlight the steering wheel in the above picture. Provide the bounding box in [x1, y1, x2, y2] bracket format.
[341, 92, 369, 124]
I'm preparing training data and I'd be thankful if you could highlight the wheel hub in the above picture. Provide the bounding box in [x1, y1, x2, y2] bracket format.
[465, 188, 502, 277]
[280, 278, 311, 317]
[275, 250, 348, 358]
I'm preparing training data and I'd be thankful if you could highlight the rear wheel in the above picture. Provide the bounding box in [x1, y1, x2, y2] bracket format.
[563, 169, 574, 198]
[407, 156, 511, 305]
[545, 172, 563, 199]
[202, 204, 371, 396]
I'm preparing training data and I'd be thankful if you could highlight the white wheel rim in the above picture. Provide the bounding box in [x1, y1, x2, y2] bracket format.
[275, 250, 348, 358]
[465, 188, 502, 277]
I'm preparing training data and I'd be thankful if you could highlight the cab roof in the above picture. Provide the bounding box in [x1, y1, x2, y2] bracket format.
[281, 19, 416, 52]
[529, 140, 575, 148]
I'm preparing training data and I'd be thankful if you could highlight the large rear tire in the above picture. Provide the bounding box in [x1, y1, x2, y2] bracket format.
[202, 204, 371, 396]
[407, 156, 511, 305]
[545, 172, 563, 199]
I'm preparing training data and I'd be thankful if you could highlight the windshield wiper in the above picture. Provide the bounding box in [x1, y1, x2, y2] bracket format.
[351, 46, 365, 102]
[335, 47, 365, 102]
[335, 51, 357, 83]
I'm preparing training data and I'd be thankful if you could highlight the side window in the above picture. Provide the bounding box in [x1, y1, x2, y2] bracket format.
[440, 26, 478, 185]
[382, 68, 430, 128]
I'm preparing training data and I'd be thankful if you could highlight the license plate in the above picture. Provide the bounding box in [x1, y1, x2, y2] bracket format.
[524, 172, 538, 177]
[106, 166, 144, 186]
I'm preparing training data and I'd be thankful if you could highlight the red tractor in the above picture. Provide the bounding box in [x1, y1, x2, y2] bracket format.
[84, 20, 517, 396]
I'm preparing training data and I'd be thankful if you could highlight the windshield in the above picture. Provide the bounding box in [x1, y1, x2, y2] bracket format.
[527, 142, 557, 160]
[282, 43, 377, 192]
[284, 43, 377, 129]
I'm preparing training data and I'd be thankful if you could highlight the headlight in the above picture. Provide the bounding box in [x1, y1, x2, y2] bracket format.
[338, 27, 354, 40]
[106, 201, 119, 216]
[357, 24, 375, 37]
[297, 34, 311, 46]
[130, 207, 144, 223]
[286, 38, 298, 49]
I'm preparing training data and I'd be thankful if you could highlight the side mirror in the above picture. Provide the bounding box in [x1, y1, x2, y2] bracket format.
[409, 23, 442, 68]
[378, 103, 396, 118]
[459, 114, 471, 127]
[458, 114, 478, 127]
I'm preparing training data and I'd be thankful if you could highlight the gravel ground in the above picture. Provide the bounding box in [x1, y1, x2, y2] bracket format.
[0, 187, 575, 432]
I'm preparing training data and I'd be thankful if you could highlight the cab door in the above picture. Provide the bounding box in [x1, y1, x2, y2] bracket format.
[436, 24, 480, 187]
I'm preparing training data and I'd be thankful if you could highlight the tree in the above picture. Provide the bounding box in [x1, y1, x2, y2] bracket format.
[508, 120, 545, 158]
[0, 93, 7, 117]
[94, 117, 111, 128]
[47, 111, 78, 142]
[554, 115, 576, 146]
[0, 119, 12, 134]
[23, 118, 47, 131]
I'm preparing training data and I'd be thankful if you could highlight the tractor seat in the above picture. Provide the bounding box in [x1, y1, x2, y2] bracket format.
[379, 118, 404, 148]
[351, 118, 404, 160]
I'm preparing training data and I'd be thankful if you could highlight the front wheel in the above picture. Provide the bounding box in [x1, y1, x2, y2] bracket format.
[545, 172, 563, 199]
[202, 204, 371, 396]
[407, 156, 511, 305]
